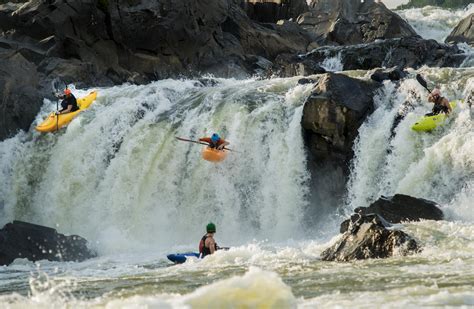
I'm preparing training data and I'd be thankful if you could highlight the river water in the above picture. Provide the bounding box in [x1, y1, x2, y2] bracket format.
[0, 6, 473, 309]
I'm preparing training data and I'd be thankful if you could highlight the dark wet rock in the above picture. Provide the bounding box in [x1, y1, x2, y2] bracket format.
[302, 73, 377, 164]
[0, 221, 96, 266]
[0, 51, 41, 140]
[302, 73, 378, 219]
[241, 0, 308, 23]
[282, 37, 466, 74]
[297, 0, 417, 46]
[446, 13, 474, 46]
[274, 53, 326, 76]
[370, 66, 407, 83]
[340, 194, 444, 233]
[297, 77, 317, 85]
[322, 214, 420, 261]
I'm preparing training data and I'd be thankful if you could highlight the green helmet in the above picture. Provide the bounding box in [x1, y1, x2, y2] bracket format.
[206, 222, 216, 233]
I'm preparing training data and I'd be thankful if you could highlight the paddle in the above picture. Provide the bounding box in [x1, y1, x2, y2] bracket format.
[416, 74, 432, 93]
[175, 137, 238, 152]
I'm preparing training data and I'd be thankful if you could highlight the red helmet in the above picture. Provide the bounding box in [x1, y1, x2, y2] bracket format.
[64, 89, 72, 95]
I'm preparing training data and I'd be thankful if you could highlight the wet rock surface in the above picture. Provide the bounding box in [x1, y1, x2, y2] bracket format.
[0, 220, 96, 266]
[297, 0, 418, 46]
[446, 13, 474, 46]
[340, 194, 444, 233]
[277, 37, 466, 76]
[321, 213, 420, 261]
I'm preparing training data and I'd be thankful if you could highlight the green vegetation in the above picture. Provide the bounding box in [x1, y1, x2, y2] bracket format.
[398, 0, 472, 9]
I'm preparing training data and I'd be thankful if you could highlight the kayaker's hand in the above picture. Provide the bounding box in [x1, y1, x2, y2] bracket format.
[56, 111, 61, 115]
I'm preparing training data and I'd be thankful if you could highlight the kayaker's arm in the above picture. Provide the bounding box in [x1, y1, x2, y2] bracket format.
[217, 140, 230, 150]
[207, 238, 216, 254]
[443, 98, 452, 114]
[57, 104, 73, 115]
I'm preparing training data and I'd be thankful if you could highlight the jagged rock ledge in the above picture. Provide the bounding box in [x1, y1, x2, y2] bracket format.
[321, 194, 443, 262]
[0, 220, 96, 266]
[275, 37, 466, 76]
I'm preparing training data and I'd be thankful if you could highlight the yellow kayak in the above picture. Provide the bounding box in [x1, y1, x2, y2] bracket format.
[202, 147, 228, 163]
[36, 91, 98, 133]
[411, 101, 457, 132]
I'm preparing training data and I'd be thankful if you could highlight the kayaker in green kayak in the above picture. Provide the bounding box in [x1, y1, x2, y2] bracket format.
[199, 222, 218, 258]
[426, 88, 452, 116]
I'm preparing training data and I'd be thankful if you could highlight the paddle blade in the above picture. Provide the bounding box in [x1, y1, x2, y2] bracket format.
[416, 74, 430, 91]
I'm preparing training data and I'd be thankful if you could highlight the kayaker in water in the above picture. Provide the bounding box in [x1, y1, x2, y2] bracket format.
[199, 133, 230, 150]
[426, 88, 451, 116]
[56, 89, 79, 115]
[199, 222, 218, 258]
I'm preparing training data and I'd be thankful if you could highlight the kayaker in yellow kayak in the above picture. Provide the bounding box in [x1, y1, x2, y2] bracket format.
[199, 133, 229, 150]
[426, 88, 452, 116]
[199, 223, 218, 258]
[56, 89, 79, 115]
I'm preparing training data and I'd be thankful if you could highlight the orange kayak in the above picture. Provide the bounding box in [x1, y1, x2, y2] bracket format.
[35, 91, 98, 133]
[202, 147, 228, 163]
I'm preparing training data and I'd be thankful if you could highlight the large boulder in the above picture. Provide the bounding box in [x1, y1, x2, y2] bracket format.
[297, 0, 418, 46]
[340, 194, 444, 233]
[446, 13, 474, 46]
[0, 221, 96, 266]
[321, 214, 419, 261]
[301, 73, 377, 219]
[302, 73, 377, 164]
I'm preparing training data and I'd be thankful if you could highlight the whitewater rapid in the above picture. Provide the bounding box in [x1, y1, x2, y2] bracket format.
[0, 5, 473, 308]
[0, 77, 317, 254]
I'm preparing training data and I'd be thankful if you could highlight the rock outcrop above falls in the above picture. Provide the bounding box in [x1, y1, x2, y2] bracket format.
[298, 0, 418, 46]
[321, 213, 420, 261]
[302, 73, 377, 165]
[276, 37, 466, 75]
[446, 13, 474, 46]
[0, 220, 96, 266]
[301, 73, 377, 218]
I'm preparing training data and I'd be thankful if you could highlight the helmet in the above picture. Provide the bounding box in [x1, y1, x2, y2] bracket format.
[206, 222, 216, 233]
[64, 89, 72, 95]
[211, 133, 220, 143]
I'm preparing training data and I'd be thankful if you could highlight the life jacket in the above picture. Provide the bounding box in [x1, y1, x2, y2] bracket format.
[61, 94, 79, 112]
[432, 96, 449, 114]
[199, 234, 217, 258]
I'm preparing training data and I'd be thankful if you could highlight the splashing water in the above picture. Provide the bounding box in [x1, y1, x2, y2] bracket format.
[397, 5, 474, 42]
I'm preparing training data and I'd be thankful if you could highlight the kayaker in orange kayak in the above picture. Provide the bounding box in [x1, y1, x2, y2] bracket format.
[56, 89, 79, 115]
[199, 133, 229, 150]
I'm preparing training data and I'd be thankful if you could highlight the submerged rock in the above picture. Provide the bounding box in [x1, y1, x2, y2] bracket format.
[321, 214, 420, 261]
[446, 13, 474, 46]
[0, 221, 96, 266]
[340, 194, 444, 233]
